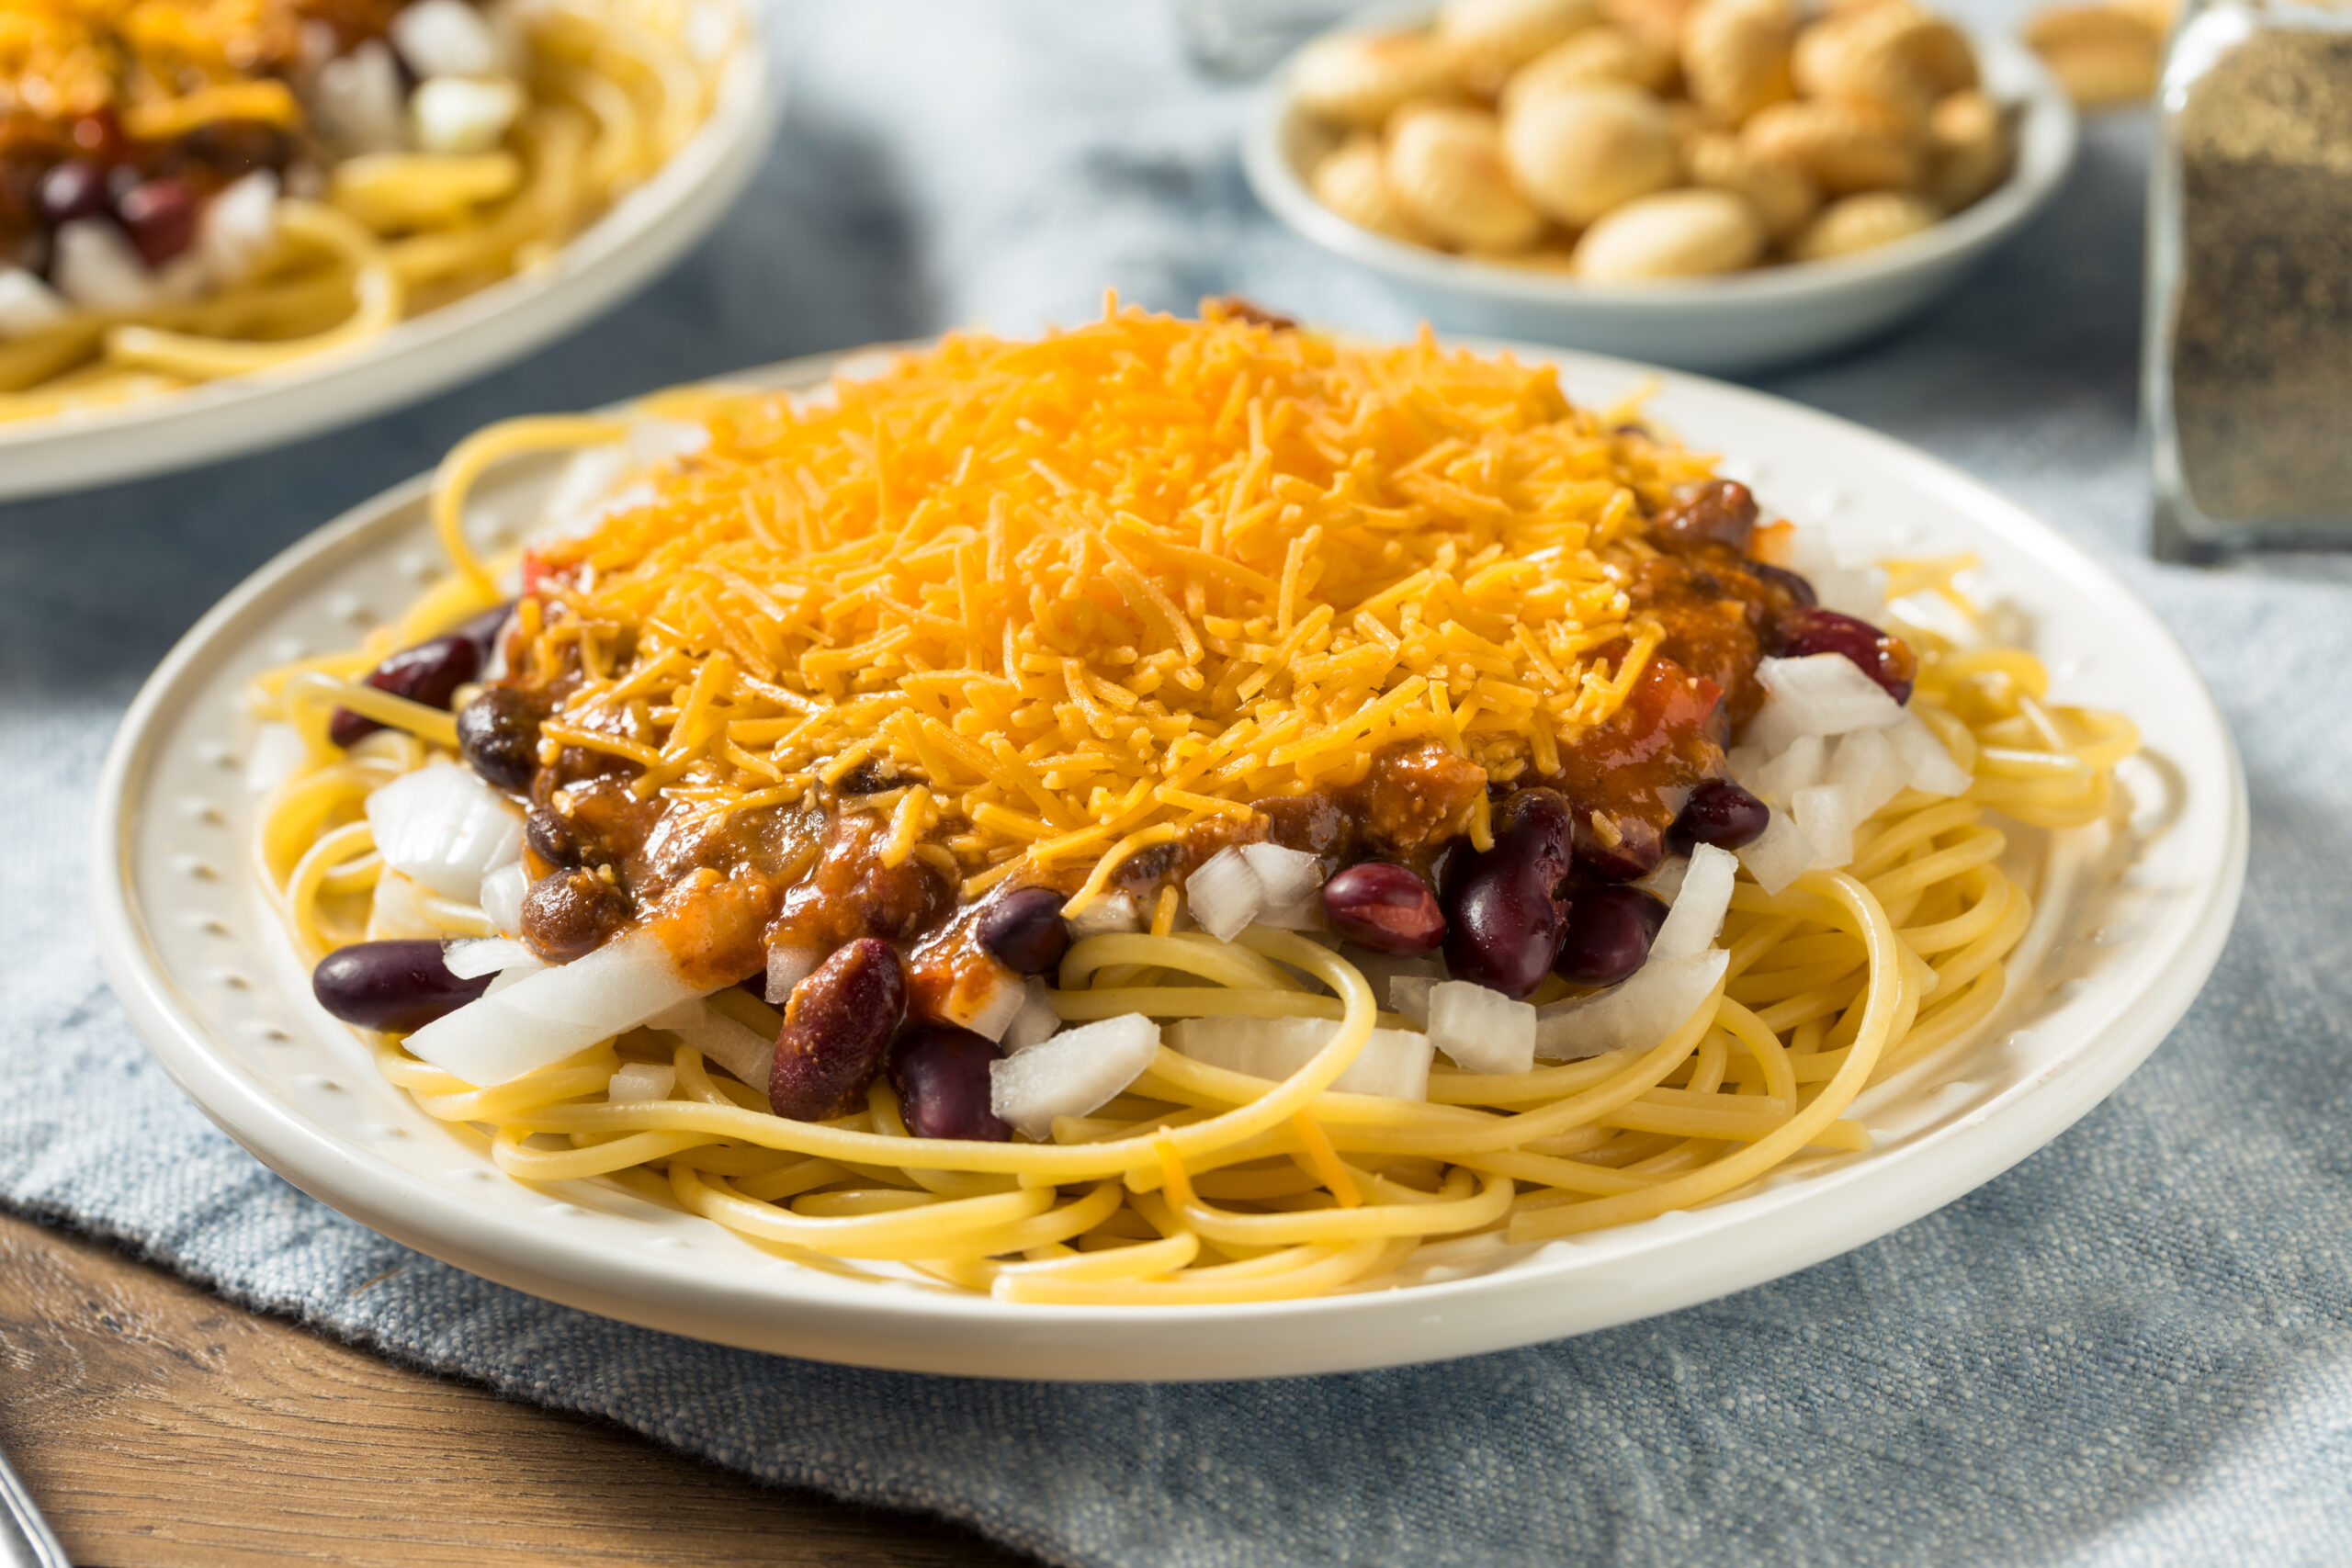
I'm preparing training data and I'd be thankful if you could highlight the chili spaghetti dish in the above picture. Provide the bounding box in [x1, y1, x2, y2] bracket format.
[247, 304, 2136, 1305]
[0, 0, 732, 421]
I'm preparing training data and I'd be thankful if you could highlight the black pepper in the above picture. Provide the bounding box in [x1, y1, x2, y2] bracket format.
[2165, 30, 2352, 530]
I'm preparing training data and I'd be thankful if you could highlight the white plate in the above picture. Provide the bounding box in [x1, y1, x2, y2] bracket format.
[92, 341, 2245, 1382]
[1244, 20, 2076, 374]
[0, 14, 779, 503]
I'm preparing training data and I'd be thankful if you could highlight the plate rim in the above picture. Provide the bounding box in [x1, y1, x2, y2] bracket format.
[0, 8, 782, 502]
[90, 338, 2250, 1382]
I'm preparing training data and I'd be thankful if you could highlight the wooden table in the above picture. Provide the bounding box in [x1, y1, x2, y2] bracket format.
[0, 1212, 1027, 1567]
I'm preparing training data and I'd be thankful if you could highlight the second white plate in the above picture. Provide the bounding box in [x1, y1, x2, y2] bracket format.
[92, 341, 2245, 1381]
[0, 12, 779, 503]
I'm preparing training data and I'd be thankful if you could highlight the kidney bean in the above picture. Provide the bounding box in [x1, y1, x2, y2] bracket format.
[1322, 862, 1445, 955]
[1443, 865, 1558, 998]
[114, 178, 198, 267]
[833, 760, 899, 795]
[1746, 559, 1817, 609]
[520, 868, 628, 964]
[448, 601, 514, 664]
[1499, 789, 1577, 898]
[1442, 790, 1576, 998]
[456, 686, 542, 790]
[1770, 605, 1917, 703]
[976, 886, 1070, 976]
[311, 940, 492, 1032]
[1652, 479, 1758, 552]
[1214, 297, 1297, 331]
[771, 939, 906, 1121]
[888, 1024, 1012, 1141]
[1670, 778, 1770, 852]
[524, 806, 586, 869]
[37, 159, 108, 227]
[1574, 808, 1665, 884]
[1554, 886, 1668, 987]
[329, 634, 481, 748]
[70, 110, 128, 160]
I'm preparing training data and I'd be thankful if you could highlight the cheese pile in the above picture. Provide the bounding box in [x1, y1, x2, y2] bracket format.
[1, 0, 311, 133]
[525, 304, 1711, 901]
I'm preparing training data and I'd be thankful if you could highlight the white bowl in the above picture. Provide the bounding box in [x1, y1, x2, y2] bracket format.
[93, 340, 2242, 1382]
[1244, 25, 2078, 374]
[0, 9, 780, 503]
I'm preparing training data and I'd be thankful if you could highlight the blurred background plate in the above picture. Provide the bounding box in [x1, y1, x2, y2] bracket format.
[1245, 18, 2076, 374]
[91, 340, 2242, 1382]
[0, 10, 779, 505]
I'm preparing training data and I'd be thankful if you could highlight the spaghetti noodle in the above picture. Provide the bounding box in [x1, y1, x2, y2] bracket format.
[247, 305, 2136, 1304]
[0, 0, 732, 420]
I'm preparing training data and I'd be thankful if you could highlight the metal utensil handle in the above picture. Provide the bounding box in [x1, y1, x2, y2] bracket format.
[0, 1448, 68, 1568]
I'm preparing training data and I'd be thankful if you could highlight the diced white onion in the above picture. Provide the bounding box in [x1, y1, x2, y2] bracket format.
[989, 1013, 1159, 1139]
[1535, 949, 1729, 1062]
[651, 998, 775, 1088]
[483, 960, 543, 997]
[0, 267, 67, 340]
[1748, 732, 1826, 803]
[196, 171, 277, 286]
[1000, 977, 1061, 1055]
[479, 859, 528, 937]
[1781, 525, 1893, 620]
[390, 0, 500, 76]
[1791, 781, 1857, 870]
[1068, 890, 1144, 938]
[315, 39, 406, 153]
[51, 220, 155, 311]
[629, 417, 711, 466]
[1388, 974, 1434, 1029]
[1724, 742, 1766, 793]
[537, 445, 632, 541]
[1239, 842, 1326, 930]
[441, 935, 536, 979]
[403, 928, 705, 1087]
[953, 963, 1030, 1043]
[364, 761, 524, 901]
[1737, 810, 1817, 896]
[1810, 565, 1890, 622]
[1829, 724, 1910, 827]
[1255, 897, 1329, 931]
[1537, 841, 1737, 1059]
[1755, 654, 1906, 740]
[364, 868, 445, 941]
[1347, 950, 1445, 1013]
[1425, 981, 1535, 1076]
[410, 74, 522, 155]
[607, 1062, 675, 1104]
[764, 942, 821, 1004]
[1183, 845, 1263, 942]
[1651, 843, 1736, 962]
[1888, 711, 1972, 796]
[1168, 1016, 1433, 1100]
[243, 721, 307, 795]
[1635, 853, 1689, 904]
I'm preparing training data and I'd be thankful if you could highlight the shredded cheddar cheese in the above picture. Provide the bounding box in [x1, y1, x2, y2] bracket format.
[514, 303, 1713, 900]
[3, 0, 326, 130]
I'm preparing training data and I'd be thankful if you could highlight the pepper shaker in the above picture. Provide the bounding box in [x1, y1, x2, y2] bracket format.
[2144, 0, 2352, 561]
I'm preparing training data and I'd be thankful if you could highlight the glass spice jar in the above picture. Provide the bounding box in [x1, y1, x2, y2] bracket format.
[2144, 0, 2352, 560]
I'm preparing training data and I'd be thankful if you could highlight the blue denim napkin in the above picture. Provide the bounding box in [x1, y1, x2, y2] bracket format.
[6, 6, 2349, 1564]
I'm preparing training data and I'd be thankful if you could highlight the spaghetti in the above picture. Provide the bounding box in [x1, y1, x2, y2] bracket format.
[247, 305, 2136, 1304]
[0, 0, 732, 421]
